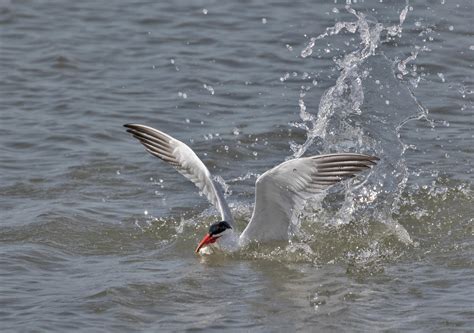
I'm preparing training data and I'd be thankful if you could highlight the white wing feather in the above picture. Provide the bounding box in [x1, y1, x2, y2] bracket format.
[124, 124, 234, 225]
[239, 153, 378, 243]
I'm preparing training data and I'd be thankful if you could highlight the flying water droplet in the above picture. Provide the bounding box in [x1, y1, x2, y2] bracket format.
[437, 73, 445, 82]
[301, 37, 316, 58]
[203, 84, 215, 95]
[280, 72, 290, 82]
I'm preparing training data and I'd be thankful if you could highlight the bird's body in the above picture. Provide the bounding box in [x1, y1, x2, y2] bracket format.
[124, 124, 378, 254]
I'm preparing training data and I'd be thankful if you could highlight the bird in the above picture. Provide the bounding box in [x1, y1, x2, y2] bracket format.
[124, 124, 379, 254]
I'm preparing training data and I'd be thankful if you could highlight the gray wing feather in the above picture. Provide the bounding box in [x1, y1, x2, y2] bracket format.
[239, 153, 378, 243]
[124, 124, 234, 225]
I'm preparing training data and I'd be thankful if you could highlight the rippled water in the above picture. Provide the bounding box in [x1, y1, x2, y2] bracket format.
[1, 0, 473, 331]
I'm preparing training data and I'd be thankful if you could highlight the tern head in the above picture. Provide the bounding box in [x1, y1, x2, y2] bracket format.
[195, 221, 232, 253]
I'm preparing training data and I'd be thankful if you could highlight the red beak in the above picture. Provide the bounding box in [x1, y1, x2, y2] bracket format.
[195, 233, 219, 253]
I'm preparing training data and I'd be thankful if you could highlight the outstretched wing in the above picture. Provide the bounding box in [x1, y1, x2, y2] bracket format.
[239, 153, 378, 243]
[124, 124, 234, 225]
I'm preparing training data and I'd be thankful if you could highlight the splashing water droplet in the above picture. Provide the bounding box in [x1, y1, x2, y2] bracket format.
[397, 52, 418, 76]
[437, 73, 445, 82]
[280, 72, 290, 82]
[203, 84, 215, 95]
[399, 6, 408, 25]
[301, 37, 317, 58]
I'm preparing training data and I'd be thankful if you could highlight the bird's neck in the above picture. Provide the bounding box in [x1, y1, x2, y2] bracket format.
[218, 229, 240, 252]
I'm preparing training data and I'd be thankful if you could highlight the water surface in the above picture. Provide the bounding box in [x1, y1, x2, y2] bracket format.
[1, 0, 473, 331]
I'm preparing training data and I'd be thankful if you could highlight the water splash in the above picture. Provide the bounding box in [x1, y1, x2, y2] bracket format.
[294, 6, 397, 154]
[287, 5, 436, 247]
[203, 84, 215, 95]
[140, 4, 442, 263]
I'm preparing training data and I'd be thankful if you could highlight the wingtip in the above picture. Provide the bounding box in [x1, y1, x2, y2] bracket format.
[368, 155, 380, 164]
[124, 124, 148, 135]
[124, 123, 139, 129]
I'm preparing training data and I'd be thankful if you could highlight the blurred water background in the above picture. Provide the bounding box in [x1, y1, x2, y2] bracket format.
[1, 0, 473, 331]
